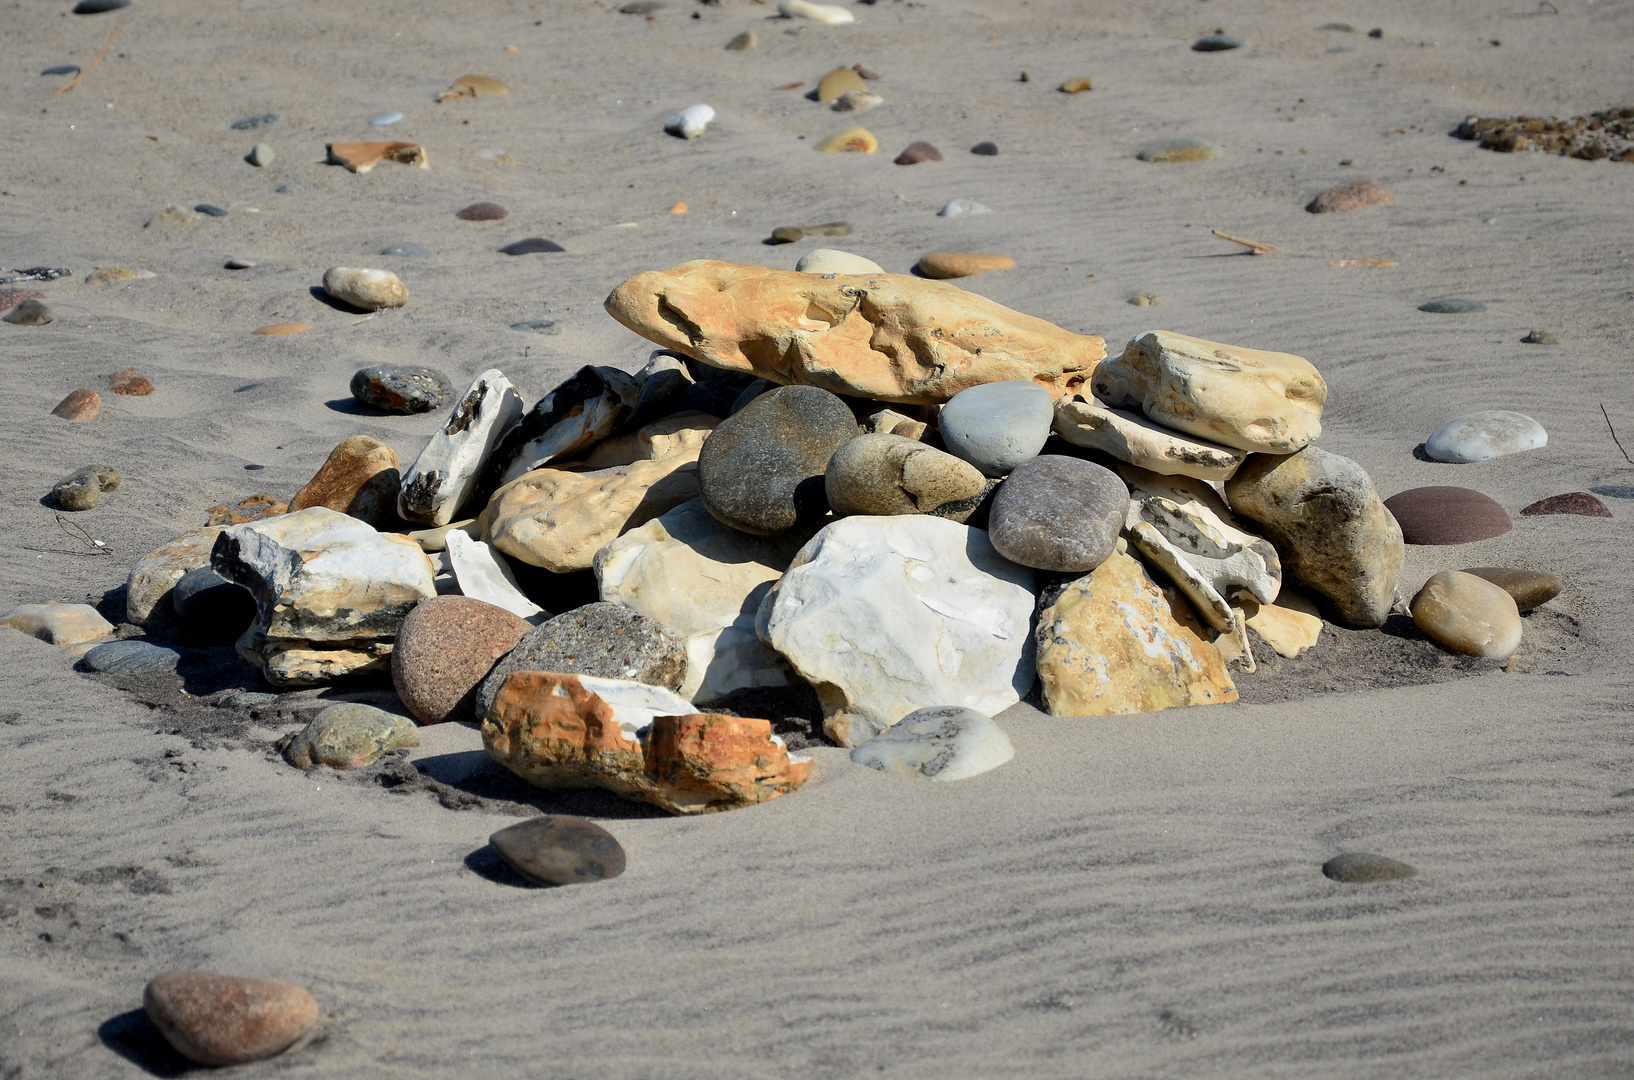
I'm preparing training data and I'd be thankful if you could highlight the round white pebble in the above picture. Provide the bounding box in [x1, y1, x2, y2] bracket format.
[664, 104, 715, 139]
[1424, 410, 1547, 463]
[938, 198, 992, 218]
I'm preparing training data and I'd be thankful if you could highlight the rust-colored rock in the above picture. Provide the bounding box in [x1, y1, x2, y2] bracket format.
[325, 140, 428, 173]
[483, 672, 812, 814]
[142, 971, 318, 1067]
[1520, 491, 1612, 518]
[289, 435, 401, 527]
[915, 252, 1016, 279]
[1307, 179, 1395, 213]
[205, 494, 287, 526]
[605, 259, 1102, 404]
[51, 389, 101, 422]
[110, 367, 155, 396]
[391, 595, 531, 723]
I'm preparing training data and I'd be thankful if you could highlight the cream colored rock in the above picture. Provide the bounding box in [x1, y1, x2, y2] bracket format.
[125, 528, 224, 626]
[1053, 395, 1245, 481]
[1, 602, 114, 645]
[1036, 551, 1237, 717]
[862, 408, 927, 440]
[605, 260, 1103, 404]
[579, 411, 719, 469]
[779, 0, 855, 24]
[321, 267, 408, 311]
[406, 519, 481, 553]
[816, 67, 868, 103]
[444, 531, 545, 622]
[796, 249, 884, 275]
[1239, 595, 1323, 658]
[832, 89, 883, 113]
[595, 500, 813, 702]
[1411, 570, 1523, 659]
[1092, 331, 1327, 453]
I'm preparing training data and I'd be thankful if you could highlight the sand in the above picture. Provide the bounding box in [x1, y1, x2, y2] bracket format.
[3, 0, 1634, 1075]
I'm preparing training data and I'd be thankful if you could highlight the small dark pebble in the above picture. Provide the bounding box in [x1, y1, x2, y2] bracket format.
[489, 815, 627, 886]
[1368, 28, 1383, 38]
[1193, 33, 1248, 51]
[1521, 329, 1557, 344]
[72, 0, 129, 13]
[510, 319, 559, 334]
[380, 241, 435, 259]
[194, 204, 228, 218]
[274, 183, 300, 194]
[456, 202, 508, 221]
[41, 65, 81, 76]
[1614, 788, 1634, 799]
[770, 221, 852, 244]
[229, 113, 280, 131]
[618, 0, 661, 11]
[1322, 852, 1416, 883]
[350, 365, 453, 414]
[1520, 491, 1612, 518]
[499, 238, 565, 255]
[224, 258, 256, 270]
[1418, 298, 1486, 314]
[971, 141, 999, 156]
[894, 141, 943, 165]
[245, 464, 264, 471]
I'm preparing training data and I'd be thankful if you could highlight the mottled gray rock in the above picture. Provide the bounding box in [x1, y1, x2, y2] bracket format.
[988, 456, 1127, 572]
[698, 384, 856, 535]
[1322, 853, 1417, 883]
[849, 706, 1014, 781]
[82, 640, 185, 675]
[476, 602, 688, 718]
[350, 366, 453, 414]
[824, 433, 992, 522]
[489, 815, 627, 886]
[50, 465, 119, 511]
[282, 703, 419, 770]
[937, 380, 1054, 477]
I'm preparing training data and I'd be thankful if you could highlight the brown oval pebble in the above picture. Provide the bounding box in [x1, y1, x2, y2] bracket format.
[916, 252, 1016, 279]
[1462, 567, 1562, 613]
[1060, 76, 1093, 93]
[1383, 486, 1512, 545]
[1307, 179, 1394, 213]
[392, 595, 532, 724]
[51, 388, 101, 422]
[1520, 491, 1611, 518]
[490, 815, 627, 886]
[894, 141, 943, 165]
[142, 971, 318, 1066]
[456, 201, 508, 221]
[110, 367, 155, 396]
[252, 322, 312, 336]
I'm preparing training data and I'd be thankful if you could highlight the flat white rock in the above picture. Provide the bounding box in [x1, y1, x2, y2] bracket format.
[568, 675, 697, 741]
[938, 198, 992, 218]
[1424, 410, 1547, 463]
[664, 104, 715, 139]
[445, 531, 546, 623]
[370, 111, 403, 126]
[796, 248, 884, 275]
[762, 515, 1036, 747]
[849, 705, 1015, 781]
[398, 369, 524, 526]
[778, 0, 855, 23]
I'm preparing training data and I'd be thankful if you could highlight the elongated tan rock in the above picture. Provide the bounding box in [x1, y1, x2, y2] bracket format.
[1411, 570, 1522, 659]
[915, 252, 1015, 280]
[1054, 395, 1245, 481]
[1092, 331, 1327, 453]
[605, 260, 1103, 404]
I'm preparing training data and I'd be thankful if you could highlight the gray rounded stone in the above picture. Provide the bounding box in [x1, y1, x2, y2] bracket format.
[350, 365, 453, 414]
[476, 602, 688, 719]
[1419, 298, 1486, 313]
[1322, 852, 1417, 883]
[489, 815, 626, 886]
[825, 433, 993, 522]
[3, 299, 55, 326]
[1424, 410, 1546, 463]
[937, 381, 1055, 477]
[50, 465, 119, 511]
[697, 384, 857, 535]
[82, 640, 185, 675]
[987, 456, 1128, 572]
[246, 143, 274, 167]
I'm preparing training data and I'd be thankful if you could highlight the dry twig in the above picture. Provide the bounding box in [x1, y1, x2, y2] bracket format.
[54, 513, 113, 555]
[1602, 403, 1633, 465]
[57, 26, 118, 95]
[1212, 229, 1277, 255]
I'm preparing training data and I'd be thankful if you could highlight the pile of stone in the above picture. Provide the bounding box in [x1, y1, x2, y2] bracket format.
[84, 260, 1549, 817]
[1456, 108, 1634, 162]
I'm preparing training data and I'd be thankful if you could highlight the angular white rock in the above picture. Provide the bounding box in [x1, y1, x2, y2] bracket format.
[762, 515, 1036, 747]
[445, 531, 546, 623]
[487, 366, 639, 489]
[1424, 410, 1547, 463]
[796, 248, 885, 275]
[398, 369, 525, 526]
[1053, 396, 1245, 482]
[0, 602, 114, 645]
[664, 104, 715, 139]
[778, 0, 855, 24]
[556, 674, 696, 741]
[849, 705, 1015, 781]
[832, 89, 883, 113]
[938, 198, 992, 218]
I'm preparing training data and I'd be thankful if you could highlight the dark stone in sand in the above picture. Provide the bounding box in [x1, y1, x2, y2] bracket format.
[988, 455, 1127, 572]
[229, 113, 280, 131]
[393, 595, 533, 724]
[1521, 329, 1557, 344]
[381, 241, 435, 258]
[1520, 491, 1610, 518]
[770, 221, 852, 244]
[83, 640, 185, 675]
[971, 141, 999, 155]
[50, 464, 119, 510]
[698, 384, 856, 535]
[476, 602, 688, 718]
[41, 65, 81, 76]
[1193, 33, 1248, 51]
[172, 567, 256, 628]
[894, 141, 943, 165]
[1419, 298, 1486, 313]
[194, 204, 228, 218]
[1462, 567, 1561, 612]
[618, 0, 661, 11]
[4, 299, 54, 325]
[1322, 852, 1417, 883]
[73, 0, 128, 12]
[489, 815, 627, 886]
[509, 319, 559, 334]
[499, 237, 565, 255]
[456, 202, 508, 221]
[350, 365, 453, 414]
[1383, 486, 1512, 545]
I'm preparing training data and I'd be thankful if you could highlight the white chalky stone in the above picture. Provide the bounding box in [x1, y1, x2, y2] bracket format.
[1424, 410, 1547, 463]
[849, 706, 1015, 781]
[664, 104, 715, 139]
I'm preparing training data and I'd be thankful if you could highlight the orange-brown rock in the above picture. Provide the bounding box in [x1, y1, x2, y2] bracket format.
[252, 322, 312, 336]
[915, 252, 1017, 279]
[483, 671, 813, 814]
[289, 435, 401, 527]
[205, 494, 287, 526]
[110, 368, 155, 396]
[51, 389, 101, 422]
[325, 141, 428, 174]
[605, 260, 1102, 404]
[143, 971, 318, 1066]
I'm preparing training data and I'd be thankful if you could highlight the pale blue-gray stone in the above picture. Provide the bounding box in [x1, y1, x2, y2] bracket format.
[83, 640, 184, 675]
[938, 381, 1054, 477]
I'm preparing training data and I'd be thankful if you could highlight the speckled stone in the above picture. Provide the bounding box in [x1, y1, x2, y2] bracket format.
[143, 971, 318, 1067]
[282, 703, 419, 770]
[1383, 486, 1513, 545]
[1322, 853, 1417, 884]
[392, 596, 533, 724]
[110, 368, 155, 396]
[1520, 491, 1610, 518]
[475, 602, 687, 719]
[350, 365, 453, 414]
[50, 464, 119, 511]
[489, 815, 627, 886]
[937, 380, 1054, 477]
[824, 433, 992, 522]
[697, 384, 856, 535]
[988, 455, 1128, 572]
[1462, 567, 1562, 612]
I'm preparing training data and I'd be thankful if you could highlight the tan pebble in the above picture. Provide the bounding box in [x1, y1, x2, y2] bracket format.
[52, 389, 101, 422]
[1060, 76, 1093, 93]
[817, 66, 868, 102]
[85, 266, 156, 285]
[143, 971, 319, 1067]
[252, 322, 312, 336]
[814, 127, 878, 153]
[1128, 293, 1162, 307]
[915, 252, 1016, 279]
[1411, 569, 1522, 659]
[322, 267, 408, 311]
[726, 30, 756, 50]
[324, 141, 428, 173]
[110, 367, 155, 396]
[668, 201, 688, 214]
[437, 74, 509, 101]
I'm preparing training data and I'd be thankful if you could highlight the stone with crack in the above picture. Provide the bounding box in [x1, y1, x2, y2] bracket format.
[824, 433, 992, 522]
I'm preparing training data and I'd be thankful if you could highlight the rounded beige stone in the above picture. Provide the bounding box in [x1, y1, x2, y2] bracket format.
[322, 267, 408, 311]
[1411, 570, 1522, 659]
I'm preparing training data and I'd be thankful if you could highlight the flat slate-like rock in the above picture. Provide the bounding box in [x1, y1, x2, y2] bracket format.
[1462, 567, 1561, 612]
[350, 366, 452, 414]
[143, 971, 318, 1066]
[82, 639, 185, 675]
[697, 384, 856, 535]
[1322, 853, 1417, 883]
[1193, 33, 1248, 50]
[1383, 486, 1513, 545]
[988, 455, 1127, 572]
[1424, 410, 1546, 463]
[849, 706, 1014, 781]
[489, 815, 627, 886]
[1520, 491, 1610, 518]
[938, 380, 1054, 477]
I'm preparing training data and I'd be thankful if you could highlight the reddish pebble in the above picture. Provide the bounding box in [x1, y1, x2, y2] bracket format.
[456, 202, 508, 221]
[143, 971, 319, 1066]
[52, 389, 101, 422]
[110, 367, 155, 396]
[1383, 486, 1512, 545]
[1308, 179, 1395, 213]
[1520, 491, 1612, 518]
[894, 141, 943, 165]
[0, 287, 46, 312]
[392, 595, 533, 724]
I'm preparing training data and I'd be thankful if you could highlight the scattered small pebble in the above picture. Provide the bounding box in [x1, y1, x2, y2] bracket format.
[770, 221, 852, 243]
[350, 365, 453, 414]
[456, 201, 508, 221]
[52, 389, 102, 422]
[831, 89, 883, 113]
[1328, 258, 1398, 267]
[229, 113, 280, 131]
[251, 322, 311, 336]
[1322, 853, 1416, 883]
[725, 30, 756, 50]
[143, 971, 319, 1067]
[1383, 486, 1513, 545]
[1521, 329, 1557, 344]
[795, 249, 883, 274]
[1318, 22, 1354, 32]
[817, 67, 868, 102]
[82, 639, 184, 675]
[437, 74, 509, 101]
[499, 237, 566, 255]
[224, 258, 256, 270]
[489, 815, 628, 886]
[380, 241, 435, 259]
[814, 127, 878, 153]
[1368, 27, 1383, 37]
[326, 140, 427, 173]
[510, 318, 559, 333]
[1457, 108, 1634, 161]
[1308, 179, 1394, 213]
[246, 142, 274, 167]
[668, 202, 687, 214]
[85, 266, 156, 285]
[41, 65, 81, 77]
[50, 465, 120, 511]
[1193, 33, 1248, 51]
[322, 266, 407, 310]
[971, 141, 998, 155]
[2, 299, 53, 325]
[1129, 293, 1162, 307]
[916, 252, 1015, 279]
[110, 367, 154, 395]
[1520, 491, 1611, 518]
[1419, 298, 1486, 313]
[369, 111, 404, 126]
[1060, 76, 1093, 93]
[1424, 410, 1546, 463]
[664, 103, 715, 139]
[619, 0, 661, 11]
[1138, 137, 1220, 162]
[195, 203, 228, 217]
[937, 198, 991, 217]
[853, 63, 880, 80]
